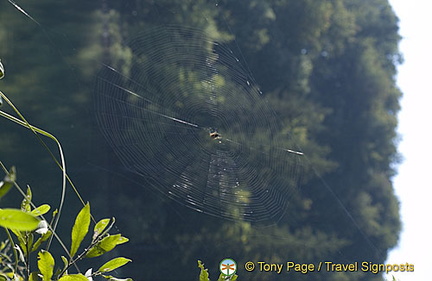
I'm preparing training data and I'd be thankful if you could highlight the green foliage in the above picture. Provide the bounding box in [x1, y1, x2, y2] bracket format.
[198, 260, 210, 281]
[198, 260, 238, 281]
[70, 203, 91, 257]
[58, 274, 88, 281]
[0, 172, 40, 232]
[0, 62, 132, 280]
[0, 182, 132, 281]
[92, 218, 110, 240]
[0, 166, 15, 199]
[0, 209, 39, 231]
[31, 204, 51, 216]
[59, 205, 130, 279]
[98, 257, 131, 273]
[86, 234, 129, 258]
[38, 250, 55, 281]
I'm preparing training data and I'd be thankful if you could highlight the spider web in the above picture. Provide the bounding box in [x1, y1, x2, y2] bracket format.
[94, 25, 305, 222]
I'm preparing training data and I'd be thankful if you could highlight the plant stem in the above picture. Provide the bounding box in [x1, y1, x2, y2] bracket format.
[4, 228, 19, 274]
[0, 91, 91, 242]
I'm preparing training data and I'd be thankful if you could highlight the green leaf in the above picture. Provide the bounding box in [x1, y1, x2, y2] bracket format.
[198, 260, 210, 281]
[58, 274, 88, 281]
[38, 250, 55, 281]
[70, 203, 91, 257]
[98, 257, 131, 273]
[0, 209, 39, 230]
[31, 204, 51, 216]
[10, 228, 27, 257]
[21, 187, 32, 212]
[0, 166, 16, 199]
[4, 272, 16, 280]
[29, 272, 41, 281]
[28, 232, 34, 251]
[93, 218, 111, 240]
[86, 234, 128, 258]
[32, 230, 52, 252]
[60, 256, 69, 272]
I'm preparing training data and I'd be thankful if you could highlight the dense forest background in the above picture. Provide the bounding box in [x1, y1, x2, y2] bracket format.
[0, 0, 402, 280]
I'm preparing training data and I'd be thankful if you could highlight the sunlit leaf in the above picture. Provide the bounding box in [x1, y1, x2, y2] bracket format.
[70, 202, 91, 257]
[29, 272, 41, 281]
[32, 230, 52, 252]
[28, 232, 34, 251]
[93, 218, 111, 240]
[86, 234, 128, 258]
[31, 204, 51, 216]
[58, 274, 89, 281]
[98, 257, 131, 273]
[0, 166, 16, 199]
[61, 256, 69, 272]
[10, 227, 28, 256]
[38, 250, 55, 281]
[21, 186, 32, 212]
[0, 209, 39, 230]
[198, 260, 210, 281]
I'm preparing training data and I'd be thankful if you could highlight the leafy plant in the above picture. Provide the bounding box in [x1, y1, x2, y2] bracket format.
[0, 160, 132, 281]
[198, 260, 238, 281]
[0, 60, 132, 280]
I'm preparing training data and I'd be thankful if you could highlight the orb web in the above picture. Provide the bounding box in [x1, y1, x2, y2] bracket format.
[94, 25, 304, 222]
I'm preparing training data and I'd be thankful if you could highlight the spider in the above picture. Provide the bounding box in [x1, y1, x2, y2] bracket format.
[209, 130, 221, 140]
[209, 131, 221, 139]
